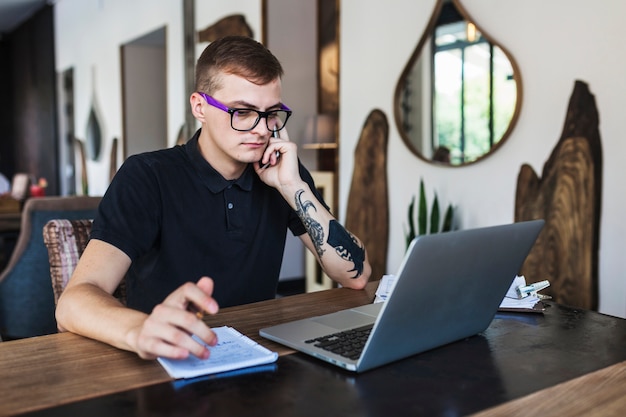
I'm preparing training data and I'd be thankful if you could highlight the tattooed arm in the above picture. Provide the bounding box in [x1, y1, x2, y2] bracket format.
[292, 185, 371, 289]
[255, 135, 371, 289]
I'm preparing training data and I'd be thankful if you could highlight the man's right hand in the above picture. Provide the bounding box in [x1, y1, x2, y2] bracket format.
[56, 240, 222, 361]
[130, 277, 220, 360]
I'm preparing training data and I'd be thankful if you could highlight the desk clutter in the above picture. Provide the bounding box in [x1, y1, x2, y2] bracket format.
[498, 275, 550, 312]
[374, 274, 550, 313]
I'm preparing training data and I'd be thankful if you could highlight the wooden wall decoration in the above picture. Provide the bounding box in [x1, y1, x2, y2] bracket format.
[73, 138, 89, 196]
[515, 80, 602, 310]
[109, 137, 118, 183]
[197, 14, 254, 43]
[345, 109, 389, 282]
[318, 0, 339, 116]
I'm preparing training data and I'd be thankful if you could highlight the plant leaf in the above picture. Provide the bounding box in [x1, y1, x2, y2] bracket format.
[406, 195, 416, 249]
[442, 204, 454, 232]
[418, 179, 427, 235]
[430, 194, 440, 234]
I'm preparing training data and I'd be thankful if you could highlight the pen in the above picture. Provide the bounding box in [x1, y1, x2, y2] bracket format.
[187, 304, 205, 320]
[261, 129, 281, 169]
[516, 280, 550, 298]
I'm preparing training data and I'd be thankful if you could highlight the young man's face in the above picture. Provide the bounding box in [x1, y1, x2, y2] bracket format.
[198, 72, 284, 176]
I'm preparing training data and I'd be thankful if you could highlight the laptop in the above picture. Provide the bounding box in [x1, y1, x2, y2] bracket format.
[260, 219, 544, 372]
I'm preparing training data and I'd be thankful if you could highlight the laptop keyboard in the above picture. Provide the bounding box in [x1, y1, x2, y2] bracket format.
[305, 324, 373, 360]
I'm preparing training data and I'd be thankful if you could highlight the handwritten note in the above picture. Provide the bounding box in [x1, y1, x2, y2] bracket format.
[158, 326, 278, 379]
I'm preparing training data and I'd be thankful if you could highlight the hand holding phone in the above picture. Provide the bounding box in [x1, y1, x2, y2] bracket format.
[260, 129, 281, 169]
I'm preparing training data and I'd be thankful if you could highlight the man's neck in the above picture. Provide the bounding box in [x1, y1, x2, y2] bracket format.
[196, 132, 247, 180]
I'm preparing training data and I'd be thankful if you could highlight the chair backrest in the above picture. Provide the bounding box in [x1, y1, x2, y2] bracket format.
[42, 219, 126, 305]
[0, 196, 101, 339]
[43, 219, 92, 305]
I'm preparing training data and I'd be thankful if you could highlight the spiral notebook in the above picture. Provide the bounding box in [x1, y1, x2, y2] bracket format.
[158, 326, 278, 379]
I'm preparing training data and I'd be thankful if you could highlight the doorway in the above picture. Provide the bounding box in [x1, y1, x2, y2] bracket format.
[121, 27, 167, 158]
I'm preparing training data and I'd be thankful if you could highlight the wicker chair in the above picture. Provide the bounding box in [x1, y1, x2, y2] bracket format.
[42, 218, 126, 305]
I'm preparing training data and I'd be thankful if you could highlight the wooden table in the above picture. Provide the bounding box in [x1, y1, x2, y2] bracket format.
[1, 282, 625, 417]
[0, 283, 376, 415]
[471, 360, 626, 417]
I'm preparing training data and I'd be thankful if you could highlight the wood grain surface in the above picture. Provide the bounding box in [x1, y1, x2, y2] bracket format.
[515, 81, 602, 310]
[0, 283, 377, 416]
[345, 109, 390, 281]
[470, 360, 626, 417]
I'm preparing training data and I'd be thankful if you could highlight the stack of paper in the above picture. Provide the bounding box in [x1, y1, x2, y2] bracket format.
[374, 274, 396, 303]
[499, 275, 543, 311]
[499, 294, 541, 309]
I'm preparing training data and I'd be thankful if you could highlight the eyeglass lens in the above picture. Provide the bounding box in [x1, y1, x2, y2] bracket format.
[232, 109, 290, 132]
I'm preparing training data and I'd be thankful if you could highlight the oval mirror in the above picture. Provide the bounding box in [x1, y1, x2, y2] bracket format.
[394, 0, 522, 166]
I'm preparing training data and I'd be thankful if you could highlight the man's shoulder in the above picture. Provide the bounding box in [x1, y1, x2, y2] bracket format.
[123, 145, 188, 171]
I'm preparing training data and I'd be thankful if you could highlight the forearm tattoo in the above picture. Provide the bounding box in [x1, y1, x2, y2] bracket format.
[295, 189, 325, 259]
[327, 220, 365, 278]
[295, 189, 365, 279]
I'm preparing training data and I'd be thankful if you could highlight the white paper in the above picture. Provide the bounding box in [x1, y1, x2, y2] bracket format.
[374, 274, 397, 303]
[157, 326, 278, 379]
[499, 275, 541, 310]
[505, 275, 528, 299]
[499, 295, 540, 309]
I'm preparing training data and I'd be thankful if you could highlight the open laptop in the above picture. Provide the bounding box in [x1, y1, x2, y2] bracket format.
[260, 219, 544, 372]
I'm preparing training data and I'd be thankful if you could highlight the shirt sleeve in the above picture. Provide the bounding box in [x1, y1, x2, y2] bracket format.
[91, 155, 163, 260]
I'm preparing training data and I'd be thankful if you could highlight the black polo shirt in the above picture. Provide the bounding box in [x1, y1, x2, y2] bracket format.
[91, 131, 320, 313]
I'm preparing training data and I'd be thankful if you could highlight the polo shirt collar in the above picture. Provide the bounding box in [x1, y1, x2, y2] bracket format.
[186, 129, 254, 193]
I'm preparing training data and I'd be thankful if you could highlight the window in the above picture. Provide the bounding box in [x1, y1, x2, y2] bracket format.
[432, 4, 516, 164]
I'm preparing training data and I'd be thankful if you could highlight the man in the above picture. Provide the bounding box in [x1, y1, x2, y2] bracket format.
[56, 36, 371, 361]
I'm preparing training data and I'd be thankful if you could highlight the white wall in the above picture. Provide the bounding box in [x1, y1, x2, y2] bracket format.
[341, 0, 626, 318]
[55, 0, 185, 196]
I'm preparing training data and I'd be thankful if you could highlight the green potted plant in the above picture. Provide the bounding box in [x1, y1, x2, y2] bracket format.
[405, 178, 454, 250]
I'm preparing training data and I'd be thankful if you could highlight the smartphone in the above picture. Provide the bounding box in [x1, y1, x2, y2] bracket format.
[260, 129, 280, 169]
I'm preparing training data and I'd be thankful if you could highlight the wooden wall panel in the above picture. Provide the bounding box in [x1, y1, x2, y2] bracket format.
[0, 5, 58, 195]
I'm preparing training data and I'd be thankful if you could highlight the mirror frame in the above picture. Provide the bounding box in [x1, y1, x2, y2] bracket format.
[393, 0, 523, 167]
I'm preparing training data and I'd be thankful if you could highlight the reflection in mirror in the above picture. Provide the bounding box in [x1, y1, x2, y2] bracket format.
[394, 0, 521, 166]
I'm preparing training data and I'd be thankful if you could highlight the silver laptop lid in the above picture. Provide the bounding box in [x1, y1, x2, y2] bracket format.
[356, 219, 544, 372]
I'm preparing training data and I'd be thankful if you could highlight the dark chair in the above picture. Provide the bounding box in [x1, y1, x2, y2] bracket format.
[0, 196, 101, 339]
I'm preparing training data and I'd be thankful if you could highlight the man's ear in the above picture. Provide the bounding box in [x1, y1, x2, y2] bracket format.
[190, 92, 206, 123]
